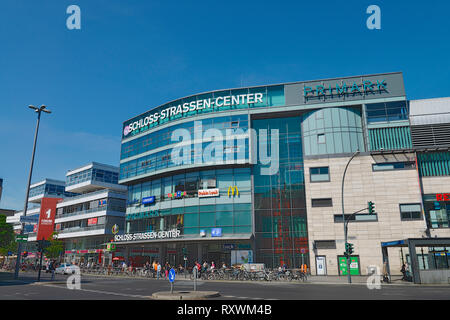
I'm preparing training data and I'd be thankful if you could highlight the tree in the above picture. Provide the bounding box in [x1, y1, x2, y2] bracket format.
[43, 232, 64, 260]
[0, 214, 17, 257]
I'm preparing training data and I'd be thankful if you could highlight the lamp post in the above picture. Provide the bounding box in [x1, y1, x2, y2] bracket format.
[341, 150, 359, 284]
[14, 105, 51, 279]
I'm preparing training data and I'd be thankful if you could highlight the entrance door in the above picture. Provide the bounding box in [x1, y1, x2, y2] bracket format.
[316, 256, 327, 275]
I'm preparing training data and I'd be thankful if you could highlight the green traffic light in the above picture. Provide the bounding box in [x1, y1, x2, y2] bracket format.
[368, 201, 375, 214]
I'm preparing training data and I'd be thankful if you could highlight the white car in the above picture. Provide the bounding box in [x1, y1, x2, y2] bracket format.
[55, 263, 78, 275]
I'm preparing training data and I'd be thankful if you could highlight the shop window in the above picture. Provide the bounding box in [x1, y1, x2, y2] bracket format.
[399, 203, 422, 221]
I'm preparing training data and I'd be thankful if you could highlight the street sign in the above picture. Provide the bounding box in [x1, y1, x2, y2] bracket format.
[168, 268, 176, 283]
[16, 235, 28, 243]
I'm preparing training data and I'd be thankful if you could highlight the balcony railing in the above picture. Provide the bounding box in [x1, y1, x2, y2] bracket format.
[57, 189, 127, 204]
[58, 225, 106, 234]
[56, 204, 125, 219]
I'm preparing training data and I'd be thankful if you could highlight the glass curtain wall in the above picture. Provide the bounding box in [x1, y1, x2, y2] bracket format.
[252, 116, 308, 269]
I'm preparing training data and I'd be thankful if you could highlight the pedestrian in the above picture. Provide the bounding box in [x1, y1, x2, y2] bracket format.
[400, 263, 406, 280]
[382, 261, 389, 283]
[194, 261, 201, 278]
[50, 260, 56, 281]
[157, 262, 161, 279]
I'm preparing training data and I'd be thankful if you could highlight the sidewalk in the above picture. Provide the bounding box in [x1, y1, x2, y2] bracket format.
[307, 275, 413, 285]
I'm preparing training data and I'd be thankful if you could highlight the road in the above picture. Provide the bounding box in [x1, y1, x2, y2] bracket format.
[0, 271, 449, 300]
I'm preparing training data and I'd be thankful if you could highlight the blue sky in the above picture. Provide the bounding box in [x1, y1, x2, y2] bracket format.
[0, 0, 449, 210]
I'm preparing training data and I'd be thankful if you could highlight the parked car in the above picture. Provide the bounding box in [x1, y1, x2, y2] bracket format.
[55, 263, 78, 275]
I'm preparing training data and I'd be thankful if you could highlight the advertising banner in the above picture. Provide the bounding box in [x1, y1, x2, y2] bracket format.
[88, 218, 98, 226]
[198, 188, 219, 198]
[338, 256, 360, 276]
[231, 250, 253, 265]
[36, 197, 61, 241]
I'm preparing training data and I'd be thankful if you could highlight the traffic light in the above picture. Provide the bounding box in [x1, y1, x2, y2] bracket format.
[368, 201, 375, 214]
[182, 247, 187, 255]
[23, 251, 28, 258]
[345, 243, 354, 255]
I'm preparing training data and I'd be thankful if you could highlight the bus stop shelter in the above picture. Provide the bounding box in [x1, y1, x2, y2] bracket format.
[381, 237, 450, 284]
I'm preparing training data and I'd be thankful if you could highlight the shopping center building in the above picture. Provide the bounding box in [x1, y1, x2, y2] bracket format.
[116, 71, 450, 276]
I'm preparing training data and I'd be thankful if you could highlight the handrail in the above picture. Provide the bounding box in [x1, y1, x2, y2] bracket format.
[58, 189, 127, 204]
[59, 225, 105, 233]
[56, 205, 125, 219]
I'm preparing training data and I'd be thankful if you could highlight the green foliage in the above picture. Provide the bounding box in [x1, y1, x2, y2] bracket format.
[0, 214, 17, 256]
[43, 232, 64, 259]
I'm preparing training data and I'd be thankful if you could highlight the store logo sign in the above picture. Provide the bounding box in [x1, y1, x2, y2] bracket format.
[211, 228, 222, 237]
[303, 79, 387, 99]
[126, 210, 160, 220]
[112, 224, 119, 235]
[168, 191, 187, 199]
[227, 186, 239, 197]
[198, 188, 219, 198]
[123, 93, 264, 137]
[114, 229, 181, 242]
[436, 193, 450, 201]
[123, 125, 131, 136]
[142, 196, 156, 204]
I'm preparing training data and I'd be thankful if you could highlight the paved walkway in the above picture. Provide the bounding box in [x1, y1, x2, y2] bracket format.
[307, 275, 408, 284]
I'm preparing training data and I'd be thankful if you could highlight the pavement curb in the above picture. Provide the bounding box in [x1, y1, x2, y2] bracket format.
[30, 281, 67, 286]
[152, 291, 220, 300]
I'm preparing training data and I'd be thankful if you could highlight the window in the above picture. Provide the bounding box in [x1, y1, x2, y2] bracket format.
[400, 204, 422, 221]
[311, 198, 333, 207]
[317, 133, 326, 144]
[372, 162, 415, 171]
[310, 167, 330, 182]
[314, 240, 336, 249]
[334, 214, 378, 223]
[366, 101, 408, 123]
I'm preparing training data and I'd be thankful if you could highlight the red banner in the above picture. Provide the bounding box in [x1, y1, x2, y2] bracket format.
[36, 197, 61, 241]
[88, 218, 98, 226]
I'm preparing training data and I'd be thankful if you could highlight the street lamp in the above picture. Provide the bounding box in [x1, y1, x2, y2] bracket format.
[14, 105, 51, 279]
[341, 150, 359, 284]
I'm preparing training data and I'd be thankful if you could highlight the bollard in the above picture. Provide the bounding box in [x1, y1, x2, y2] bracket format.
[193, 267, 197, 292]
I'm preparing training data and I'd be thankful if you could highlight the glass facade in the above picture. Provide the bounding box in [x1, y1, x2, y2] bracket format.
[252, 116, 308, 269]
[366, 100, 409, 123]
[28, 183, 78, 198]
[122, 85, 284, 138]
[120, 140, 249, 180]
[302, 107, 365, 156]
[66, 167, 119, 187]
[125, 168, 252, 237]
[121, 114, 249, 160]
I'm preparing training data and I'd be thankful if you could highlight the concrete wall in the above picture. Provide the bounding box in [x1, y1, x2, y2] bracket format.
[304, 154, 427, 276]
[421, 176, 450, 194]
